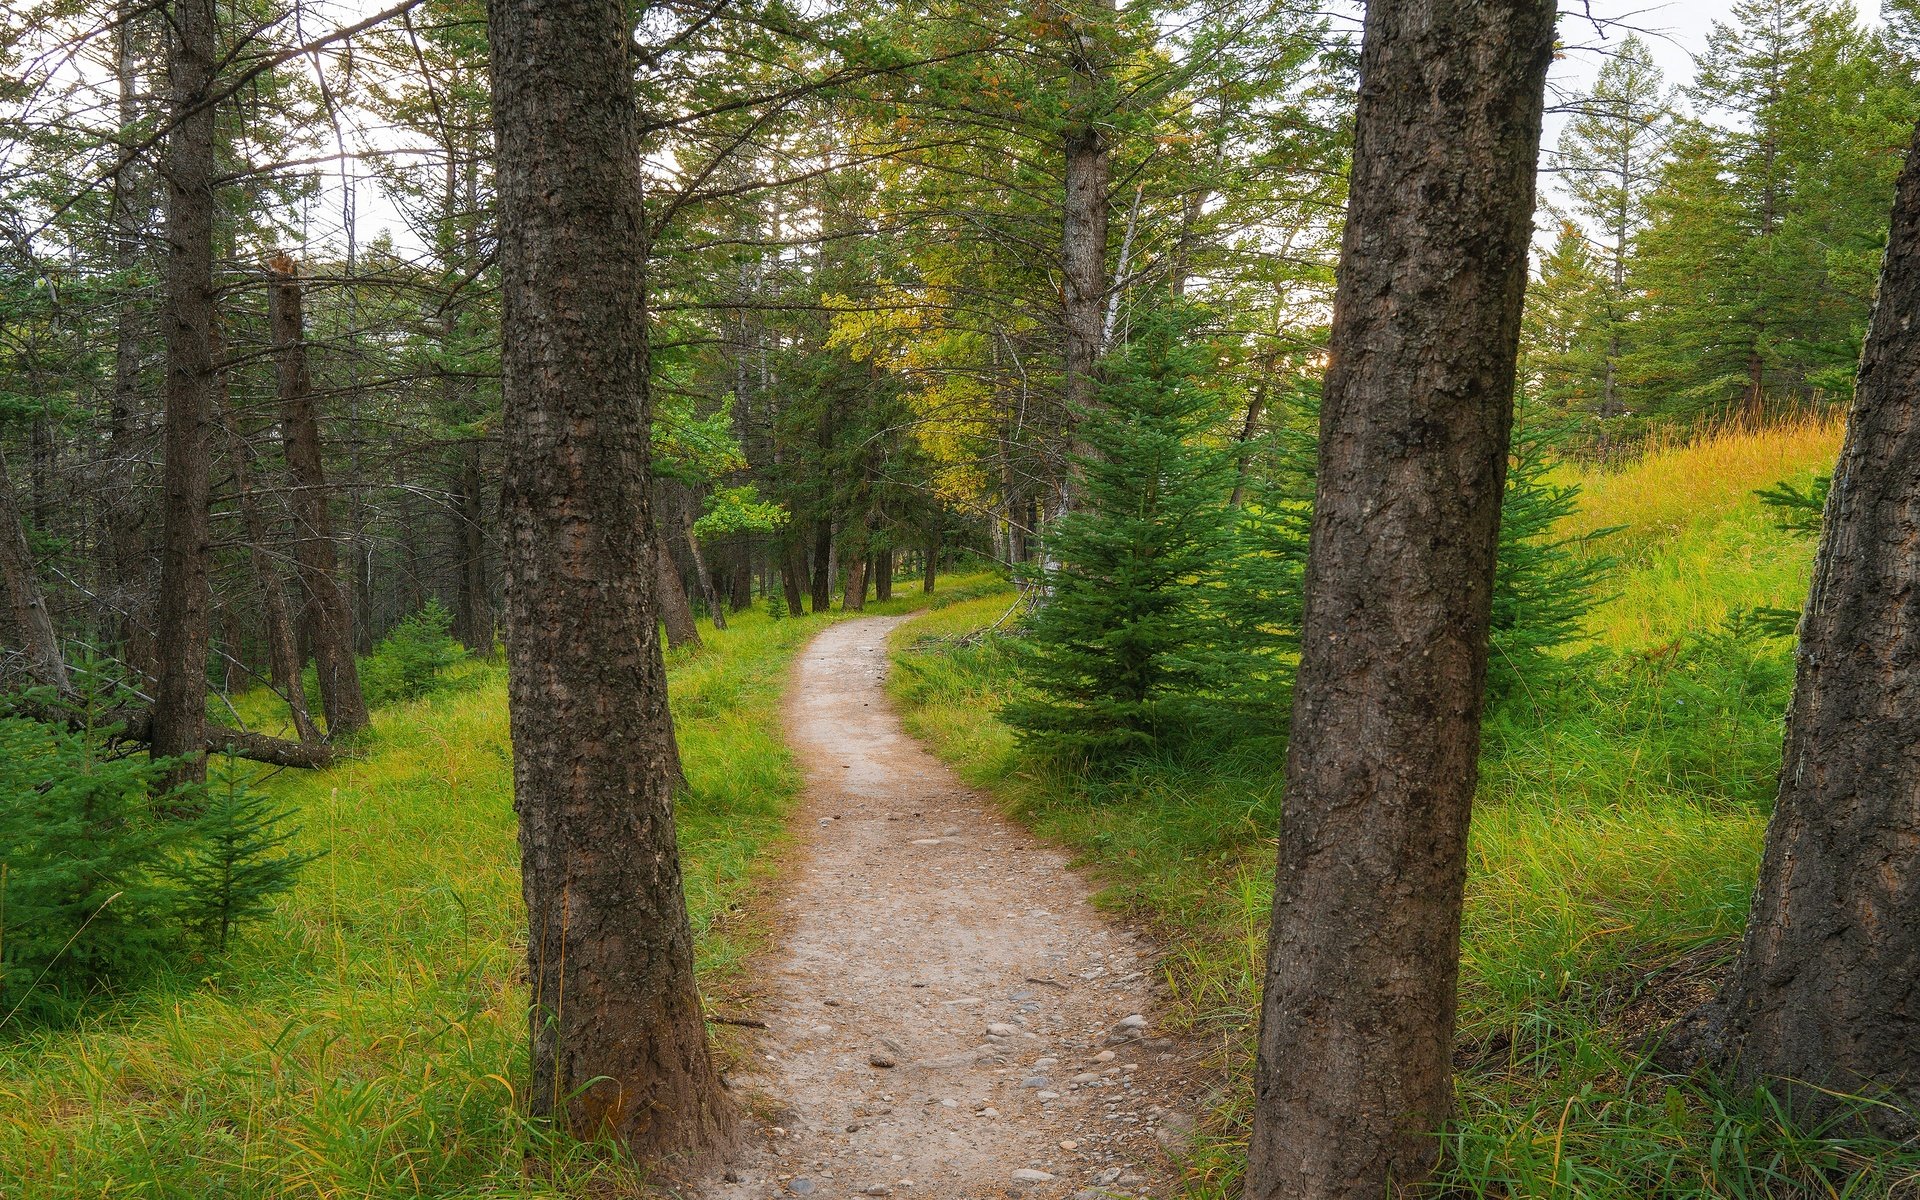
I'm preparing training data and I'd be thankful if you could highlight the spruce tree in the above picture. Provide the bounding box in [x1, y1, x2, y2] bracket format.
[1548, 35, 1672, 419]
[167, 773, 320, 952]
[1003, 308, 1236, 758]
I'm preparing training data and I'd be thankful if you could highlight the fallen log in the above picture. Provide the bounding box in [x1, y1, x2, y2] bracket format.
[6, 694, 334, 769]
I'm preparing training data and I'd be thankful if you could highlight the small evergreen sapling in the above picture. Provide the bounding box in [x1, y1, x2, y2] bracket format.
[1003, 309, 1237, 758]
[168, 772, 321, 952]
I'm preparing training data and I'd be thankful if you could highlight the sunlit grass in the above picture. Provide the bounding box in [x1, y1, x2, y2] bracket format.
[1559, 413, 1843, 650]
[887, 421, 1920, 1198]
[0, 586, 987, 1198]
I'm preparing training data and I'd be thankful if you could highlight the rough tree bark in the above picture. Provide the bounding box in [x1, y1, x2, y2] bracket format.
[1669, 119, 1920, 1132]
[874, 549, 893, 603]
[268, 255, 369, 736]
[487, 0, 732, 1165]
[1055, 0, 1115, 522]
[0, 450, 69, 693]
[149, 0, 219, 789]
[1244, 3, 1557, 1197]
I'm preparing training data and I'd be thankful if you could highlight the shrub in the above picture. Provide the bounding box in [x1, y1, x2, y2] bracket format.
[359, 599, 467, 707]
[0, 692, 319, 1026]
[0, 712, 187, 1024]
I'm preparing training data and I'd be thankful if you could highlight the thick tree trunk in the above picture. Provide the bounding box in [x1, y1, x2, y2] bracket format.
[654, 526, 703, 652]
[0, 451, 69, 693]
[488, 0, 732, 1165]
[1673, 120, 1920, 1132]
[269, 256, 369, 736]
[843, 551, 868, 613]
[219, 392, 320, 746]
[875, 550, 893, 603]
[1244, 4, 1556, 1197]
[149, 0, 218, 790]
[1057, 0, 1115, 521]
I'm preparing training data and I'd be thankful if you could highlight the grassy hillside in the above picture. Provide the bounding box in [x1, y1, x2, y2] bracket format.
[1562, 413, 1842, 650]
[0, 585, 989, 1198]
[889, 421, 1919, 1198]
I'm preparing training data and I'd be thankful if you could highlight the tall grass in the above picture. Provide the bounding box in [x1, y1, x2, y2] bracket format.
[889, 423, 1920, 1198]
[0, 586, 986, 1198]
[1560, 413, 1843, 650]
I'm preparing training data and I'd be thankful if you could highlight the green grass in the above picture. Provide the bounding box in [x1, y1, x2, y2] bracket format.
[0, 584, 983, 1199]
[888, 427, 1920, 1198]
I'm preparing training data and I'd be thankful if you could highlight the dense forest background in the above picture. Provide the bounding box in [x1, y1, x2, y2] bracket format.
[3, 0, 1914, 686]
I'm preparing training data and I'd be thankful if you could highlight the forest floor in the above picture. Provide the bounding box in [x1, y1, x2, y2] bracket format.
[707, 616, 1201, 1200]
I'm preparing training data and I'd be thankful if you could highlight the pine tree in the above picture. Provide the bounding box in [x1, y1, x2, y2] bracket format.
[1003, 308, 1236, 758]
[167, 773, 319, 952]
[1518, 223, 1610, 416]
[1548, 35, 1672, 418]
[1627, 0, 1918, 421]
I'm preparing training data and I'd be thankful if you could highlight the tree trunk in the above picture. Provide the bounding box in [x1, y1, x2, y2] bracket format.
[875, 550, 893, 603]
[923, 527, 938, 595]
[843, 551, 867, 613]
[0, 450, 69, 693]
[1672, 119, 1920, 1132]
[780, 535, 807, 617]
[1244, 4, 1556, 1197]
[218, 386, 320, 746]
[149, 0, 218, 790]
[654, 525, 703, 652]
[1056, 0, 1115, 523]
[488, 0, 732, 1164]
[269, 255, 369, 736]
[728, 545, 752, 613]
[107, 5, 154, 685]
[454, 448, 495, 655]
[810, 518, 834, 613]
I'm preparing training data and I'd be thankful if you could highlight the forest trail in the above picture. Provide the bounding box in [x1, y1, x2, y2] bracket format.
[703, 616, 1198, 1200]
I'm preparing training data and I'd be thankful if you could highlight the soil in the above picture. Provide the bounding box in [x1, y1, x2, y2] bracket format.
[698, 615, 1203, 1200]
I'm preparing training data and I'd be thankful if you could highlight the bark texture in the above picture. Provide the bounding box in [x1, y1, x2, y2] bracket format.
[488, 0, 731, 1166]
[1245, 3, 1556, 1196]
[1055, 0, 1114, 520]
[1682, 119, 1920, 1130]
[269, 256, 369, 736]
[150, 0, 218, 788]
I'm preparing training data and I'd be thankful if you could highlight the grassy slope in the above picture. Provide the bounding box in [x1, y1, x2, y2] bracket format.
[889, 420, 1920, 1198]
[0, 583, 988, 1198]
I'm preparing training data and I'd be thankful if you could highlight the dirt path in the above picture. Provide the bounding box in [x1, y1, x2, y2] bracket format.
[701, 615, 1199, 1200]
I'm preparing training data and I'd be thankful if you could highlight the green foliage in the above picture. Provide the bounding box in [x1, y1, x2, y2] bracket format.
[1002, 310, 1237, 758]
[165, 774, 321, 952]
[693, 484, 786, 539]
[357, 600, 468, 708]
[1755, 472, 1831, 534]
[0, 695, 316, 1024]
[1487, 426, 1617, 696]
[0, 713, 186, 1025]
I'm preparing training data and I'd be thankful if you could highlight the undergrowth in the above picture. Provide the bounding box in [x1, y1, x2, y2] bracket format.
[0, 580, 985, 1198]
[889, 424, 1920, 1198]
